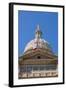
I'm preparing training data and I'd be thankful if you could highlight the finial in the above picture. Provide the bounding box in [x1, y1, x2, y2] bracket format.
[35, 24, 42, 39]
[36, 24, 40, 31]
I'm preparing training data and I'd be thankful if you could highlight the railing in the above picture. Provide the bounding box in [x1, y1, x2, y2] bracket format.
[19, 70, 58, 78]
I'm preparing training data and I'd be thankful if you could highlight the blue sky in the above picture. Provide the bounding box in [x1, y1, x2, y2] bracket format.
[18, 10, 58, 56]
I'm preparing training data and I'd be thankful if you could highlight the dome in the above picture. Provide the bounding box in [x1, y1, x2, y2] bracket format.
[24, 38, 51, 52]
[24, 25, 52, 53]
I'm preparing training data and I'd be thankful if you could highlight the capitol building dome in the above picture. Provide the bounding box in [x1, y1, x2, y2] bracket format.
[24, 25, 52, 53]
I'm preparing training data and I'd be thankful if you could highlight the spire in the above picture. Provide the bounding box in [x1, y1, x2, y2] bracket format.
[35, 25, 42, 39]
[36, 24, 40, 31]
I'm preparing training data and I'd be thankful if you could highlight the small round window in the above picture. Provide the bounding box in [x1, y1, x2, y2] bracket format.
[37, 56, 41, 59]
